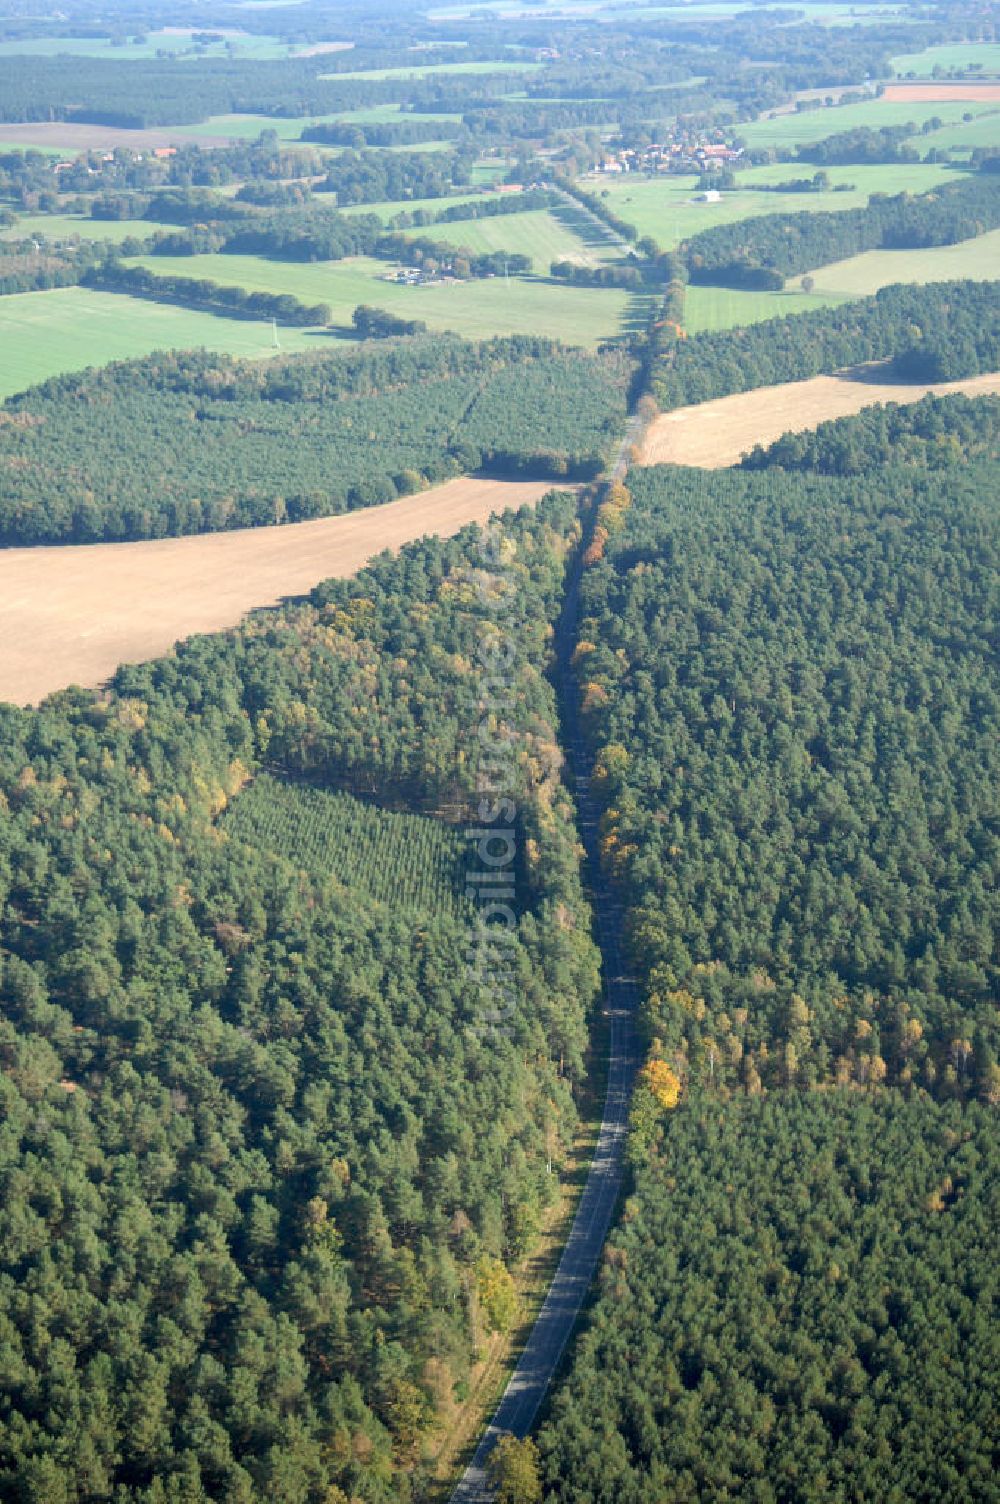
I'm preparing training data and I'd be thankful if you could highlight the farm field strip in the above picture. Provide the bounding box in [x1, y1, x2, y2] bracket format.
[0, 29, 291, 57]
[317, 58, 542, 80]
[882, 82, 1000, 102]
[0, 476, 559, 707]
[0, 121, 239, 151]
[639, 368, 1000, 469]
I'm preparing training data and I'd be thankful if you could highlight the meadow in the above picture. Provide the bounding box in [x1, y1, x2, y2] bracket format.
[593, 162, 965, 250]
[911, 112, 1000, 154]
[0, 286, 318, 399]
[224, 775, 469, 914]
[787, 225, 1000, 297]
[127, 250, 646, 343]
[738, 97, 998, 150]
[891, 42, 1000, 77]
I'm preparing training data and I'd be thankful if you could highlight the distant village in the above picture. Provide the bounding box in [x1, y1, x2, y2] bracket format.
[53, 145, 178, 176]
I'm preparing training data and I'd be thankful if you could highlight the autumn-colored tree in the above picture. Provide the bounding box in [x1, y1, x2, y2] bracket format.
[640, 1058, 682, 1110]
[476, 1257, 519, 1335]
[487, 1434, 543, 1504]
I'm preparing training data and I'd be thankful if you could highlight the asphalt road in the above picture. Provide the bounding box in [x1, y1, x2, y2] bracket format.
[449, 511, 642, 1502]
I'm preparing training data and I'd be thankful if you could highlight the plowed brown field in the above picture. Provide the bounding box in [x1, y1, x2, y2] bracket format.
[639, 368, 1000, 469]
[0, 476, 557, 706]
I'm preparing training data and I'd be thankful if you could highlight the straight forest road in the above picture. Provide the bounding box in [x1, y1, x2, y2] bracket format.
[449, 497, 642, 1502]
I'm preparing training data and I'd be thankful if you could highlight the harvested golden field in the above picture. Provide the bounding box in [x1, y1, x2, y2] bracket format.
[638, 368, 1000, 470]
[0, 476, 555, 707]
[881, 82, 1000, 101]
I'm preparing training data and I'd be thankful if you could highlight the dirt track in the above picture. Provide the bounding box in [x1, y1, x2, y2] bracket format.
[0, 477, 555, 707]
[639, 369, 1000, 469]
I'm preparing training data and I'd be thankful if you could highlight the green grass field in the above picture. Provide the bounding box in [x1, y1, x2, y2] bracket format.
[0, 287, 319, 399]
[890, 43, 1000, 77]
[788, 225, 1000, 296]
[913, 113, 1000, 155]
[589, 163, 966, 250]
[399, 205, 617, 269]
[738, 98, 997, 150]
[128, 250, 647, 344]
[0, 213, 175, 244]
[683, 283, 851, 333]
[470, 161, 512, 183]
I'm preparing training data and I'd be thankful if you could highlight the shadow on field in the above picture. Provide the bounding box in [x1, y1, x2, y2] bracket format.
[620, 290, 657, 335]
[550, 198, 622, 252]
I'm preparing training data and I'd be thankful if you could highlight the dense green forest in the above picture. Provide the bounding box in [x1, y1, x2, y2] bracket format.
[3, 3, 1000, 1498]
[574, 400, 1000, 1091]
[684, 174, 1000, 288]
[315, 151, 474, 208]
[536, 398, 1000, 1501]
[539, 1092, 998, 1502]
[0, 337, 628, 544]
[0, 491, 601, 1501]
[648, 280, 1000, 408]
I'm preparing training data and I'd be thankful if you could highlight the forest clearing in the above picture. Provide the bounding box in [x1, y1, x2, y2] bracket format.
[0, 475, 556, 705]
[639, 368, 1000, 468]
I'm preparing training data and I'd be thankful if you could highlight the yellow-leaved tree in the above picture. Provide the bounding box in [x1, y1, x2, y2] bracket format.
[641, 1058, 682, 1110]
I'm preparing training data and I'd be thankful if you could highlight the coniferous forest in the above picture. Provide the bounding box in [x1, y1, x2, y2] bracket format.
[0, 0, 999, 1497]
[0, 492, 601, 1501]
[536, 396, 1000, 1502]
[0, 339, 627, 544]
